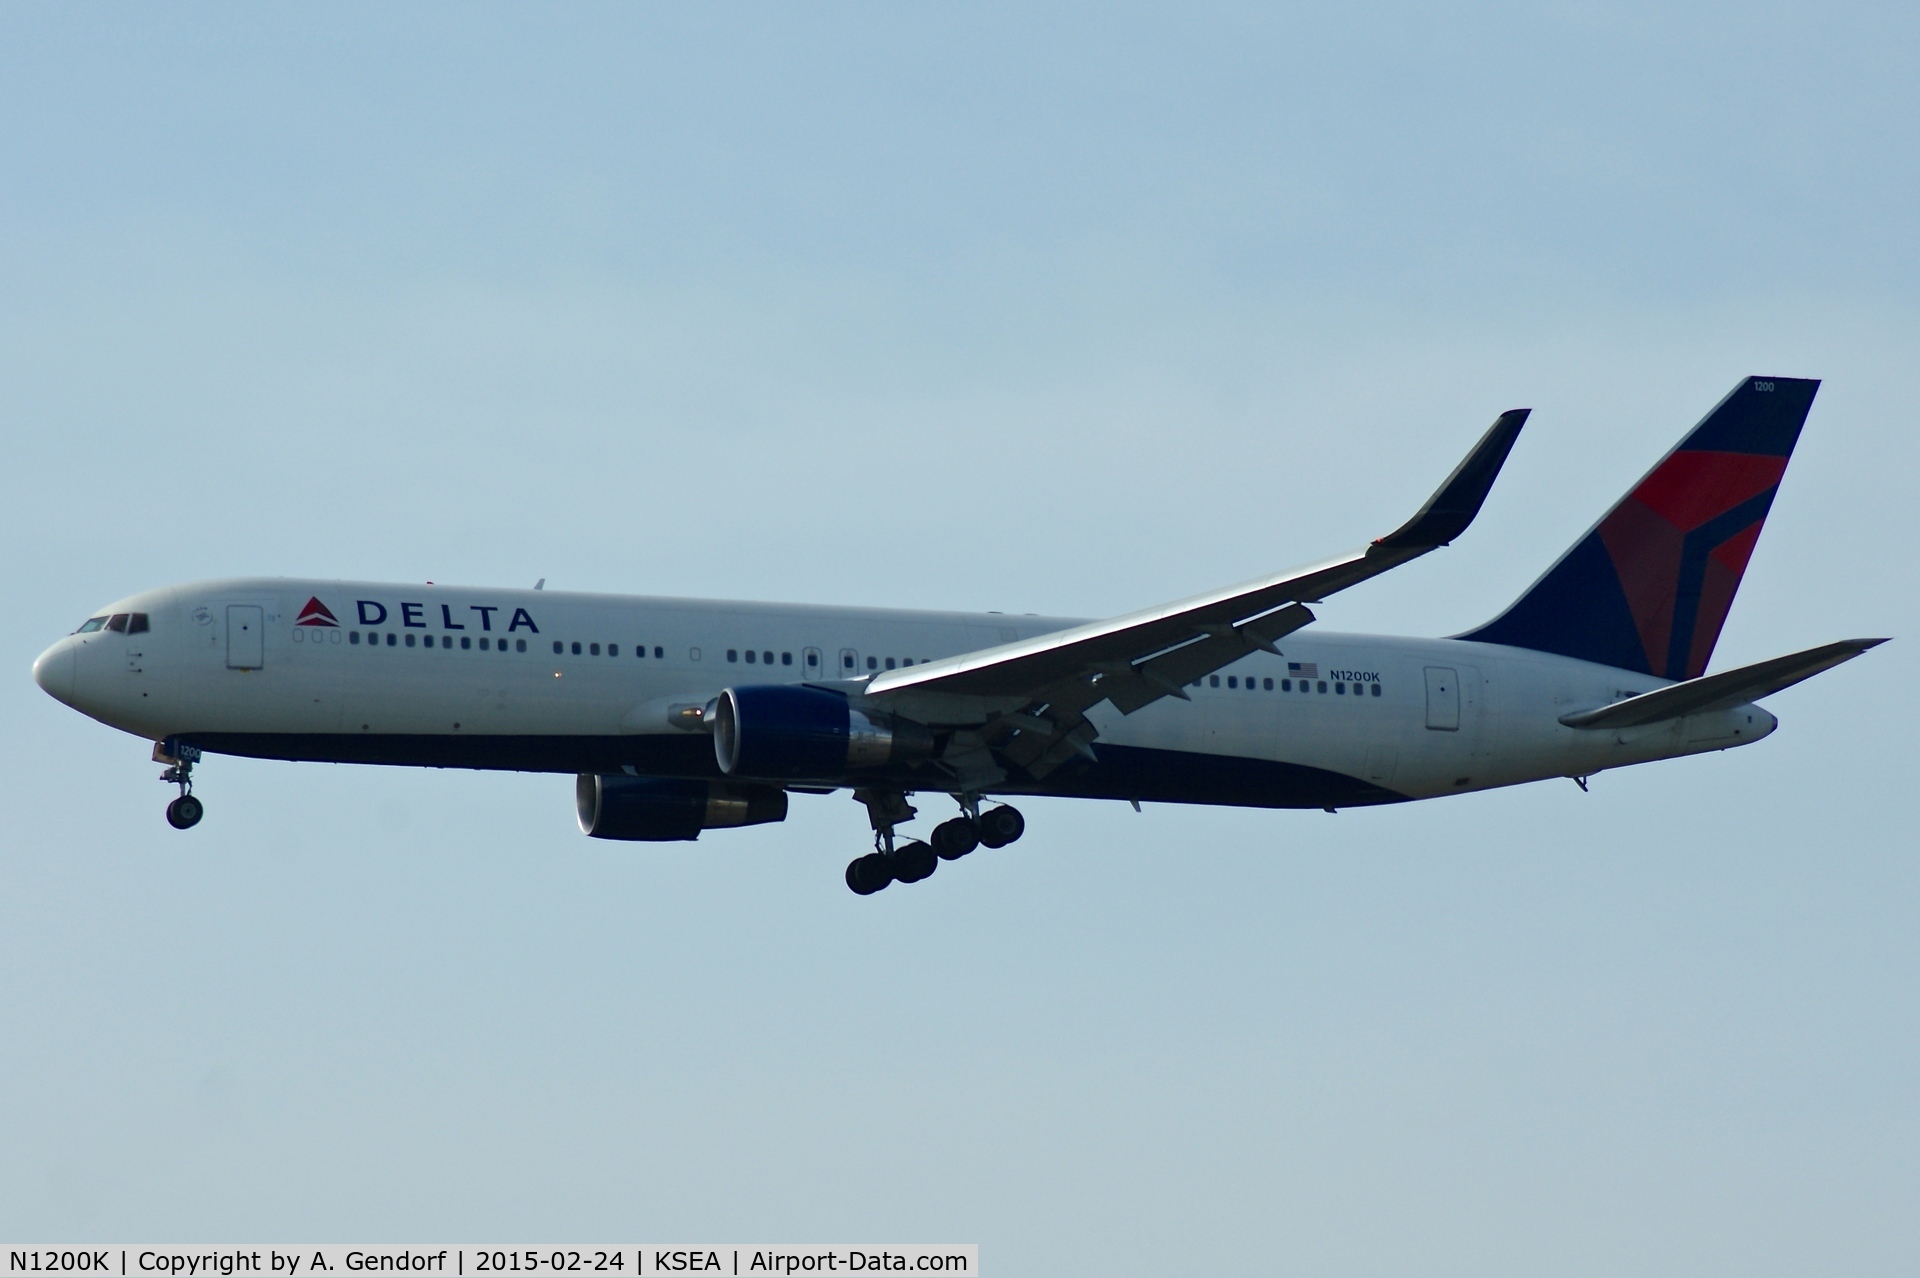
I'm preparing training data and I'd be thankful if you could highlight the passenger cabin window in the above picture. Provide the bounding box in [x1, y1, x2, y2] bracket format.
[746, 650, 756, 663]
[609, 644, 618, 656]
[1371, 684, 1381, 697]
[1209, 675, 1219, 687]
[1263, 678, 1273, 690]
[782, 652, 793, 666]
[763, 651, 773, 665]
[553, 641, 564, 654]
[571, 641, 583, 655]
[867, 656, 878, 670]
[590, 643, 601, 656]
[728, 649, 739, 663]
[654, 646, 664, 659]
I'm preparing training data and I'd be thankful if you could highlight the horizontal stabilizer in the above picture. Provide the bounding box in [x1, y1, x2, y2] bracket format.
[1559, 637, 1887, 730]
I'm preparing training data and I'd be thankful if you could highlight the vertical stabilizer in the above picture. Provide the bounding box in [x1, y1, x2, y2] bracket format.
[1459, 376, 1818, 679]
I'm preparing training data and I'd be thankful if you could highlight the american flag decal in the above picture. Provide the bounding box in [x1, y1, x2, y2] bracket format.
[1288, 661, 1317, 679]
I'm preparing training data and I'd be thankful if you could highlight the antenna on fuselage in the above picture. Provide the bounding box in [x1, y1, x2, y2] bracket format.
[533, 578, 545, 591]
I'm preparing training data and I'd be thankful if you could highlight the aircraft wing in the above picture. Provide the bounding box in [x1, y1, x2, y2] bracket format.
[860, 408, 1529, 781]
[1559, 637, 1888, 730]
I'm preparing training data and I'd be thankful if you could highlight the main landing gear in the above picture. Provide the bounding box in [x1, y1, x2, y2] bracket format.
[156, 741, 204, 830]
[845, 791, 1024, 895]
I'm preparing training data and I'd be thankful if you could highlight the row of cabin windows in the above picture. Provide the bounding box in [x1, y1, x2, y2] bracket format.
[76, 613, 150, 634]
[846, 654, 931, 671]
[329, 629, 1384, 697]
[342, 637, 933, 672]
[723, 650, 928, 671]
[548, 642, 669, 658]
[1195, 673, 1383, 697]
[351, 631, 528, 652]
[328, 627, 1377, 697]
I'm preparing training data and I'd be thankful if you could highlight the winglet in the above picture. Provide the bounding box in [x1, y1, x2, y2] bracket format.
[1373, 408, 1530, 553]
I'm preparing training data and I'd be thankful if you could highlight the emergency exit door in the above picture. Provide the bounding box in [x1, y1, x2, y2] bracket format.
[227, 605, 264, 669]
[1424, 666, 1459, 730]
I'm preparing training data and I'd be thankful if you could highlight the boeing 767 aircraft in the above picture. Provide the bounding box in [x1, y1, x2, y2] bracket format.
[32, 376, 1883, 893]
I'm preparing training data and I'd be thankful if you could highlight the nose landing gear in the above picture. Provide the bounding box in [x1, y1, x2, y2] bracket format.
[156, 741, 204, 829]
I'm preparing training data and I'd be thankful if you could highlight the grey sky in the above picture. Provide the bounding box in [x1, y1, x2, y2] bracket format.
[3, 5, 1915, 1273]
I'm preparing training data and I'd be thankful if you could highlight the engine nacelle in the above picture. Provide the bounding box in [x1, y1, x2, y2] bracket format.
[712, 684, 935, 780]
[575, 774, 788, 841]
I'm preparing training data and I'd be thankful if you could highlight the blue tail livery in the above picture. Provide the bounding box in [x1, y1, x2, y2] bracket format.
[1460, 376, 1818, 679]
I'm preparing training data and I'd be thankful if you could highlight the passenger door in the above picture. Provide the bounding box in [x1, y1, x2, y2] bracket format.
[227, 605, 265, 670]
[1424, 666, 1459, 731]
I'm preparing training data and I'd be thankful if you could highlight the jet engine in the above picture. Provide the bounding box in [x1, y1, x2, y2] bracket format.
[575, 774, 788, 841]
[712, 684, 934, 780]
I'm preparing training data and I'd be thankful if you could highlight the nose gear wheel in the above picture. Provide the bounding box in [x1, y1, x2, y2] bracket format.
[156, 741, 205, 830]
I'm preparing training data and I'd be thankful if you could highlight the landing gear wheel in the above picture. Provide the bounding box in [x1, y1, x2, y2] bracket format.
[846, 852, 894, 895]
[932, 818, 979, 861]
[890, 840, 938, 883]
[166, 794, 204, 830]
[977, 804, 1024, 849]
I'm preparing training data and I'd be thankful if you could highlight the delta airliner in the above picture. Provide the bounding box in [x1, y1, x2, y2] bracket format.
[32, 377, 1883, 893]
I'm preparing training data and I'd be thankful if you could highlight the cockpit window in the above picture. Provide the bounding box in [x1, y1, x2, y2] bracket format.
[106, 614, 130, 632]
[128, 613, 150, 633]
[75, 617, 107, 633]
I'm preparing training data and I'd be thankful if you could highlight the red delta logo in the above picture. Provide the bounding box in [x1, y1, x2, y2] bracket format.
[295, 597, 340, 628]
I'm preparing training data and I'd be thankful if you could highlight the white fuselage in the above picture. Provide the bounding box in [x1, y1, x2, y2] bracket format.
[34, 577, 1777, 808]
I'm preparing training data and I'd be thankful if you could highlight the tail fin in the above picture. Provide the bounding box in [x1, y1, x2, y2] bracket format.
[1459, 376, 1819, 680]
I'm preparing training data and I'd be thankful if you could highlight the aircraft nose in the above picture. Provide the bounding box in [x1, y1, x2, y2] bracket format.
[32, 640, 76, 706]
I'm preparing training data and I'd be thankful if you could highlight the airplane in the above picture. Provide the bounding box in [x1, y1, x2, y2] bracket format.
[31, 376, 1884, 895]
